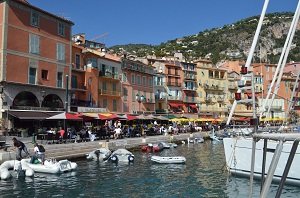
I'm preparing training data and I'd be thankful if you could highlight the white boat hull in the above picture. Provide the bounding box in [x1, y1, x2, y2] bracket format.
[151, 156, 186, 164]
[23, 159, 77, 174]
[0, 160, 34, 180]
[223, 137, 300, 186]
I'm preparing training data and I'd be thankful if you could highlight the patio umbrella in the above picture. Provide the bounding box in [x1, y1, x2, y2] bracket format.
[155, 115, 169, 121]
[117, 114, 137, 121]
[136, 114, 147, 120]
[46, 112, 82, 120]
[98, 113, 118, 120]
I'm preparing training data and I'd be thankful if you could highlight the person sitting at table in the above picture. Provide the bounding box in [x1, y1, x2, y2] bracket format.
[58, 127, 65, 143]
[114, 126, 122, 139]
[47, 128, 56, 134]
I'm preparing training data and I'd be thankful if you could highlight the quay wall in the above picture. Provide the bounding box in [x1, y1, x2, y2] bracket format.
[0, 132, 209, 164]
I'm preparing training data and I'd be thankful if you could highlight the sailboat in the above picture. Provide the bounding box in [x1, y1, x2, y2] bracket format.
[223, 0, 300, 196]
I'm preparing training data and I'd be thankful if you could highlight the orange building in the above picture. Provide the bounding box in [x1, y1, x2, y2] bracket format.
[121, 58, 155, 114]
[0, 0, 73, 129]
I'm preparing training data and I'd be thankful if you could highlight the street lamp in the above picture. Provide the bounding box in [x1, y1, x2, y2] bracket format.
[135, 94, 144, 113]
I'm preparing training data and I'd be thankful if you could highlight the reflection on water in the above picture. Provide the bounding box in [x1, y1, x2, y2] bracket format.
[0, 141, 299, 197]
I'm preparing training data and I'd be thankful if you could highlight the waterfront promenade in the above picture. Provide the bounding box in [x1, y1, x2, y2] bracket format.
[0, 132, 209, 163]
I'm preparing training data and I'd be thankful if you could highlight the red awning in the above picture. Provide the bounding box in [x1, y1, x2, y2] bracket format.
[189, 104, 197, 109]
[169, 103, 179, 108]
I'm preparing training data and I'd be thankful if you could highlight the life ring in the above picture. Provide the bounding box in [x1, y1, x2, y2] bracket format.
[128, 155, 134, 162]
[111, 155, 118, 163]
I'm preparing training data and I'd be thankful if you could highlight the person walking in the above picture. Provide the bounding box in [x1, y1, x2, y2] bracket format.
[12, 137, 30, 160]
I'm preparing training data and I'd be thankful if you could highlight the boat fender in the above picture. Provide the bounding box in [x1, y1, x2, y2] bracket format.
[128, 155, 134, 162]
[111, 155, 118, 163]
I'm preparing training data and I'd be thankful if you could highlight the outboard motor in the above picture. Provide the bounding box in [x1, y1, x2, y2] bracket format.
[110, 155, 118, 163]
[128, 155, 134, 163]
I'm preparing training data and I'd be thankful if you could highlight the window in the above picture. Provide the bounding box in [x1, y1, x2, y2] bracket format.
[31, 11, 39, 27]
[149, 78, 154, 87]
[58, 22, 65, 36]
[29, 67, 36, 84]
[75, 54, 80, 69]
[122, 73, 127, 82]
[41, 70, 48, 80]
[143, 76, 146, 86]
[29, 34, 40, 54]
[57, 72, 63, 88]
[57, 43, 65, 62]
[87, 58, 97, 68]
[102, 82, 107, 90]
[137, 75, 141, 85]
[123, 88, 128, 101]
[71, 75, 77, 89]
[103, 99, 107, 108]
[113, 100, 117, 111]
[112, 83, 116, 91]
[131, 74, 135, 84]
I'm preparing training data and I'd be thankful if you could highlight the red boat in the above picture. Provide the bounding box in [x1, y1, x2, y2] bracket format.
[141, 143, 164, 152]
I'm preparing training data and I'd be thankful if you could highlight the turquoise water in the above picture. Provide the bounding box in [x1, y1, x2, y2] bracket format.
[0, 142, 299, 197]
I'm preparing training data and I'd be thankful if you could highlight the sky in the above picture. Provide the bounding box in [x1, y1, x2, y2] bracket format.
[29, 0, 298, 47]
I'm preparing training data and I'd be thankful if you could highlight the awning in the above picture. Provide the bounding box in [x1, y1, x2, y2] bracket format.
[189, 104, 197, 109]
[9, 111, 61, 120]
[169, 103, 183, 108]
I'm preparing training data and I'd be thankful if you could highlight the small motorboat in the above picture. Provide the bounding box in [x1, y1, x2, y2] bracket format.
[141, 143, 164, 152]
[110, 149, 134, 163]
[151, 156, 186, 164]
[160, 142, 171, 149]
[23, 158, 77, 174]
[0, 160, 34, 180]
[86, 148, 111, 161]
[188, 137, 204, 143]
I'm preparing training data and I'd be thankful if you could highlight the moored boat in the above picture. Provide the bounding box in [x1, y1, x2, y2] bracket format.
[86, 148, 111, 161]
[151, 156, 186, 164]
[223, 136, 300, 186]
[110, 149, 135, 163]
[22, 158, 77, 174]
[0, 160, 34, 180]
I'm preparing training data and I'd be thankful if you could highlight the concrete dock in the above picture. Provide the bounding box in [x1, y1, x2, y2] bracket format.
[0, 132, 209, 163]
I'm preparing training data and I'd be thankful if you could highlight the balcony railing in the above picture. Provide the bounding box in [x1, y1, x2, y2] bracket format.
[184, 74, 196, 80]
[203, 84, 224, 91]
[99, 89, 121, 97]
[71, 99, 92, 107]
[168, 96, 181, 100]
[99, 71, 120, 80]
[167, 82, 181, 87]
[200, 107, 228, 112]
[217, 97, 225, 102]
[265, 106, 283, 111]
[71, 85, 86, 91]
[182, 86, 197, 91]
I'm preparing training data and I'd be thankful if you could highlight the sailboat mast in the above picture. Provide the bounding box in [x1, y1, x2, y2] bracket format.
[260, 0, 300, 120]
[226, 0, 270, 125]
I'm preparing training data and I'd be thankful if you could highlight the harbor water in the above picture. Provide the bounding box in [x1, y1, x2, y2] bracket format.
[0, 141, 299, 197]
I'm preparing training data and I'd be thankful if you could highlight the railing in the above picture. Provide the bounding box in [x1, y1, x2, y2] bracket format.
[99, 89, 121, 96]
[182, 86, 197, 91]
[11, 106, 64, 111]
[72, 66, 86, 72]
[184, 74, 196, 80]
[168, 96, 181, 100]
[167, 82, 181, 87]
[99, 71, 120, 80]
[200, 106, 227, 112]
[203, 84, 224, 91]
[71, 85, 86, 90]
[71, 99, 91, 107]
[265, 106, 283, 111]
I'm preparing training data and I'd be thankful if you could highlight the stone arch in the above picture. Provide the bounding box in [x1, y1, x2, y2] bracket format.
[12, 91, 40, 107]
[41, 94, 64, 109]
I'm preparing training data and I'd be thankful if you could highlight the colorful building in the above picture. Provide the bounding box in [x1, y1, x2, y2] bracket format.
[0, 0, 73, 130]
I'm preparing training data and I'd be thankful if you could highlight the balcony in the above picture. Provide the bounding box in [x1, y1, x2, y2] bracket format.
[183, 97, 198, 103]
[204, 96, 213, 103]
[200, 106, 228, 112]
[182, 86, 197, 91]
[154, 81, 165, 86]
[167, 72, 180, 77]
[71, 85, 87, 91]
[168, 96, 181, 100]
[167, 82, 181, 87]
[203, 84, 224, 91]
[184, 74, 196, 80]
[99, 89, 121, 97]
[182, 67, 196, 72]
[217, 97, 225, 103]
[72, 65, 86, 72]
[265, 106, 283, 111]
[155, 95, 166, 100]
[71, 99, 91, 107]
[99, 71, 120, 80]
[228, 85, 237, 90]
